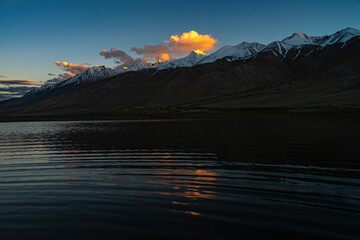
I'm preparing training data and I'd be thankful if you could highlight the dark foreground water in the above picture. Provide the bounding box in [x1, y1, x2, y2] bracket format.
[1, 119, 360, 240]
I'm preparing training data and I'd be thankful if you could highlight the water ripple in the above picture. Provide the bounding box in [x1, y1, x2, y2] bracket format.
[1, 120, 360, 239]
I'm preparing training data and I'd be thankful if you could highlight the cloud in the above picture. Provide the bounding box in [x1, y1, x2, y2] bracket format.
[0, 86, 37, 94]
[46, 72, 75, 85]
[100, 48, 143, 66]
[166, 30, 218, 52]
[0, 86, 38, 101]
[44, 76, 66, 85]
[45, 72, 79, 84]
[129, 30, 218, 62]
[0, 80, 41, 100]
[102, 31, 218, 64]
[131, 44, 173, 62]
[51, 61, 103, 83]
[60, 72, 76, 79]
[55, 61, 90, 75]
[0, 80, 42, 86]
[1, 61, 97, 101]
[0, 75, 10, 78]
[46, 79, 63, 84]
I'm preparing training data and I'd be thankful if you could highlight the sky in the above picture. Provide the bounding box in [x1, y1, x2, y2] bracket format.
[0, 0, 360, 100]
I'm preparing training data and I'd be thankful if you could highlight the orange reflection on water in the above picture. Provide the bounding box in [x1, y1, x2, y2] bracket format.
[58, 150, 218, 217]
[185, 211, 201, 216]
[149, 168, 218, 200]
[172, 201, 192, 206]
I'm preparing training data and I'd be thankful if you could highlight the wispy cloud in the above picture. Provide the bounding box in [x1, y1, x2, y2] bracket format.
[0, 75, 10, 78]
[100, 48, 143, 67]
[44, 73, 69, 85]
[0, 81, 41, 100]
[0, 86, 37, 94]
[0, 80, 42, 86]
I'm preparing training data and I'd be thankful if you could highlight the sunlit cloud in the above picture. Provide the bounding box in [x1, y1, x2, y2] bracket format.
[166, 30, 218, 52]
[61, 72, 76, 78]
[193, 49, 208, 55]
[0, 75, 10, 78]
[45, 72, 77, 85]
[55, 61, 90, 75]
[47, 61, 106, 85]
[0, 80, 42, 86]
[131, 44, 173, 62]
[106, 30, 218, 64]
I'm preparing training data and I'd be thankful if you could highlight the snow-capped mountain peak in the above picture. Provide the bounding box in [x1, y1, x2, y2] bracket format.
[25, 65, 123, 98]
[282, 32, 313, 45]
[187, 50, 200, 58]
[339, 27, 360, 36]
[157, 50, 208, 69]
[315, 27, 360, 46]
[261, 27, 360, 58]
[63, 65, 121, 86]
[198, 42, 265, 64]
[124, 61, 151, 71]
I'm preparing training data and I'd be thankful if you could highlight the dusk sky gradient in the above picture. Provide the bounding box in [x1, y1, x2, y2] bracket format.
[0, 0, 359, 85]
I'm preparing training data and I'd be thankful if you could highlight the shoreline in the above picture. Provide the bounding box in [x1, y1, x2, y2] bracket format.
[1, 107, 360, 122]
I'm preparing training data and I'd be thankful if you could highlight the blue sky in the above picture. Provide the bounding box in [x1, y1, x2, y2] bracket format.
[0, 0, 359, 99]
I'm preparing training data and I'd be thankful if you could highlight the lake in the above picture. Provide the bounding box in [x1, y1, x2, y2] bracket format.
[1, 119, 360, 239]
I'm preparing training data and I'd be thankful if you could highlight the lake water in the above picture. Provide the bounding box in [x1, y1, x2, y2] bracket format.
[1, 119, 360, 239]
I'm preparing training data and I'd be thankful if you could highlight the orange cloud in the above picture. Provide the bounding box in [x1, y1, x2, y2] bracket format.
[61, 72, 76, 78]
[45, 72, 76, 85]
[166, 30, 218, 52]
[129, 30, 218, 63]
[0, 80, 42, 86]
[131, 44, 173, 62]
[55, 61, 90, 75]
[0, 75, 10, 78]
[193, 49, 208, 55]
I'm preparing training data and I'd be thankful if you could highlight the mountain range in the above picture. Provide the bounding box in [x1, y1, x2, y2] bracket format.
[1, 27, 360, 115]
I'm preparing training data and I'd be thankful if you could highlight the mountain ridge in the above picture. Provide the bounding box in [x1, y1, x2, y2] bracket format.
[23, 27, 360, 99]
[1, 27, 360, 115]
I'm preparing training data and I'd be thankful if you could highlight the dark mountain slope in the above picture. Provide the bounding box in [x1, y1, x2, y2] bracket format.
[1, 37, 360, 115]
